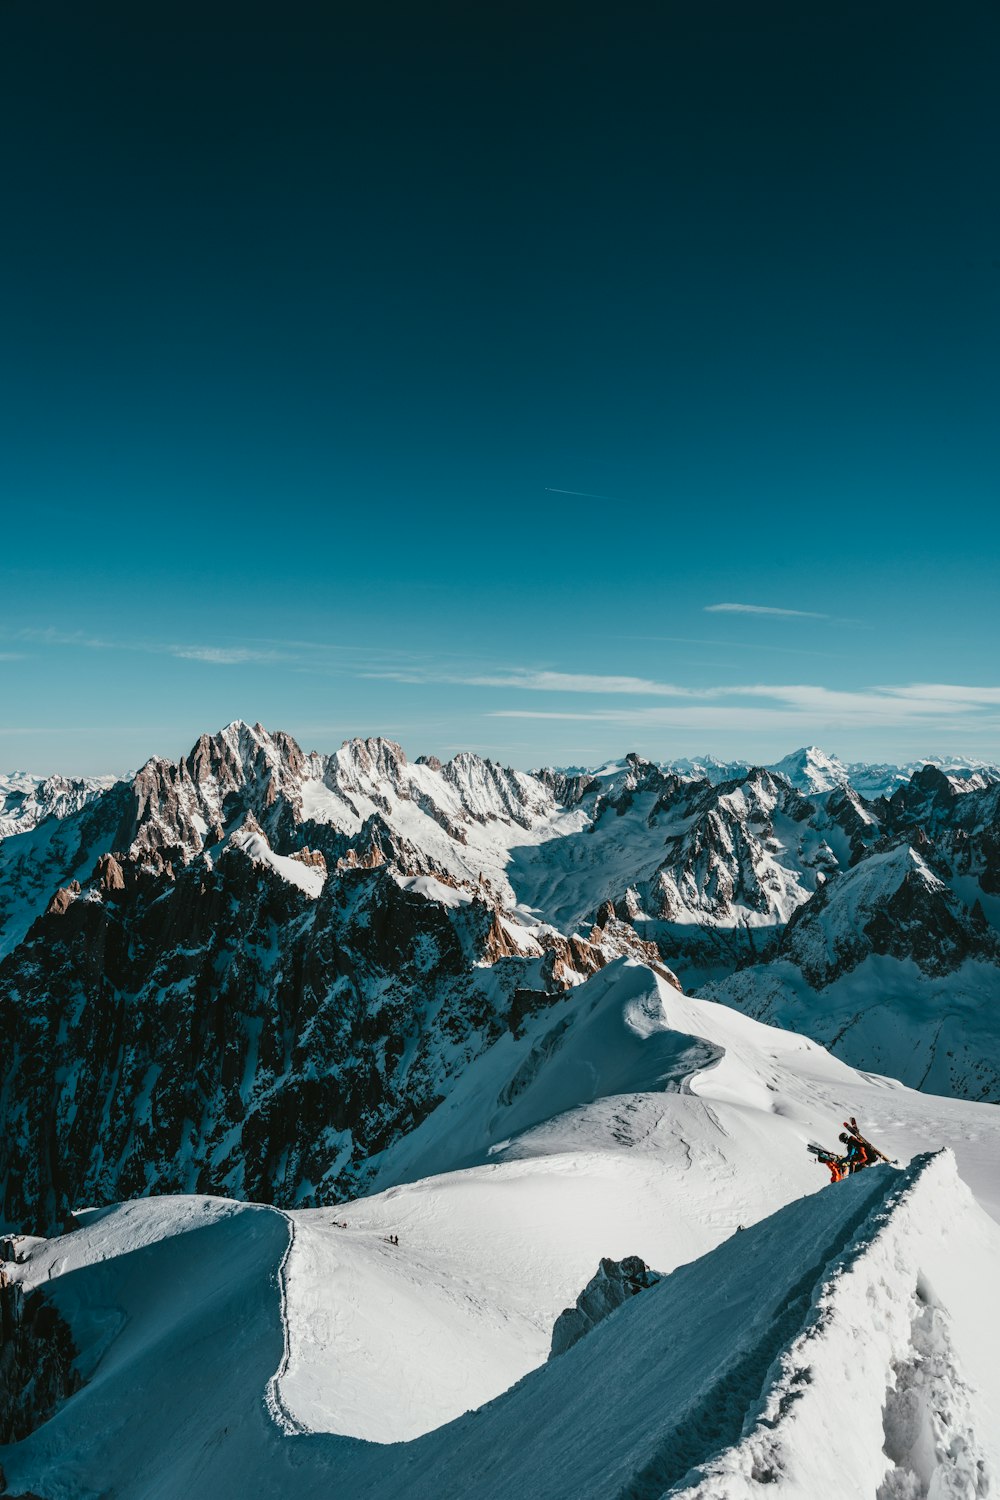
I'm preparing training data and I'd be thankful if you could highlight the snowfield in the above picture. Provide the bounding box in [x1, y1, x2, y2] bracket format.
[3, 963, 999, 1498]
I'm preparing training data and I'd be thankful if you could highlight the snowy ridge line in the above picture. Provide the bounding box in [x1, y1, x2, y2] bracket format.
[263, 1208, 313, 1437]
[669, 1150, 990, 1500]
[604, 1163, 907, 1500]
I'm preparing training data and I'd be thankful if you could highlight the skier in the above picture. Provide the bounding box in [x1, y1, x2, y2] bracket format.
[806, 1143, 849, 1182]
[822, 1153, 848, 1184]
[839, 1131, 870, 1173]
[841, 1117, 895, 1170]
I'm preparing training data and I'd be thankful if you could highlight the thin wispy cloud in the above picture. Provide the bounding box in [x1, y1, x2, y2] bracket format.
[364, 668, 696, 696]
[16, 627, 121, 650]
[705, 603, 829, 619]
[488, 681, 1000, 730]
[171, 646, 287, 665]
[881, 683, 1000, 706]
[366, 664, 1000, 725]
[615, 634, 844, 659]
[544, 487, 615, 500]
[11, 628, 293, 667]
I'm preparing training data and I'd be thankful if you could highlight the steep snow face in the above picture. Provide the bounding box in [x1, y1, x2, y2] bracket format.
[226, 824, 327, 898]
[0, 779, 134, 958]
[4, 999, 999, 1500]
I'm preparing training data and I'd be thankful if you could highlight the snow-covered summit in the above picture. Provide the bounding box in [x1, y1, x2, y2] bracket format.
[767, 744, 850, 794]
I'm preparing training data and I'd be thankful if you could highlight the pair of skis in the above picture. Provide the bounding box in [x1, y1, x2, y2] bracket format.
[843, 1116, 898, 1167]
[806, 1118, 898, 1171]
[806, 1142, 848, 1169]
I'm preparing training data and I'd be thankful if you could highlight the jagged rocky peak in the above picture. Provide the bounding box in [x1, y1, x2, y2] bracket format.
[332, 736, 410, 789]
[441, 751, 555, 826]
[549, 1255, 660, 1359]
[708, 764, 803, 828]
[885, 762, 959, 821]
[589, 753, 683, 821]
[622, 750, 671, 790]
[533, 767, 600, 808]
[115, 721, 323, 863]
[186, 719, 311, 788]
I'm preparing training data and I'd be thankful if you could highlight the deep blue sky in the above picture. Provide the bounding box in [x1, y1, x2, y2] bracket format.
[3, 1, 999, 773]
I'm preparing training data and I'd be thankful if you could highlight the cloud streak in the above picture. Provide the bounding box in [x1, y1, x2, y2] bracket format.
[171, 646, 287, 665]
[364, 668, 697, 696]
[366, 664, 1000, 723]
[544, 487, 614, 500]
[705, 603, 829, 619]
[11, 628, 293, 666]
[487, 681, 1000, 730]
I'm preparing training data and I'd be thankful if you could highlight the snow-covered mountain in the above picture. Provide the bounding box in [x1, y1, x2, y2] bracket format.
[848, 755, 1000, 800]
[661, 745, 853, 795]
[1, 725, 678, 1233]
[658, 746, 1000, 799]
[705, 845, 1000, 1097]
[3, 960, 999, 1498]
[0, 770, 119, 839]
[3, 719, 1000, 1251]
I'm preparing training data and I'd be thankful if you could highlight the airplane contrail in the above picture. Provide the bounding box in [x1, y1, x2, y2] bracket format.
[545, 486, 614, 500]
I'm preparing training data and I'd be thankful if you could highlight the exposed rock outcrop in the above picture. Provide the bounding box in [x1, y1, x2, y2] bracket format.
[0, 1269, 81, 1443]
[549, 1255, 660, 1358]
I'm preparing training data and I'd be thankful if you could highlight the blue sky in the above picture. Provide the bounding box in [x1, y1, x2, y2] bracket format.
[2, 1, 999, 774]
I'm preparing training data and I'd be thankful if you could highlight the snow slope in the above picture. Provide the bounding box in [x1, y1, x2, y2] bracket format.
[4, 1153, 997, 1499]
[4, 963, 1000, 1497]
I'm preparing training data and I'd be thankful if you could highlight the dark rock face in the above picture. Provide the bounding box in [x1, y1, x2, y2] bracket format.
[0, 1271, 81, 1443]
[0, 828, 611, 1234]
[549, 1255, 659, 1358]
[534, 769, 601, 808]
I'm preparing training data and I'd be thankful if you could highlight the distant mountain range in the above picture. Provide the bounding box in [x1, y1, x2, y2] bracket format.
[2, 722, 1000, 1236]
[554, 744, 1000, 799]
